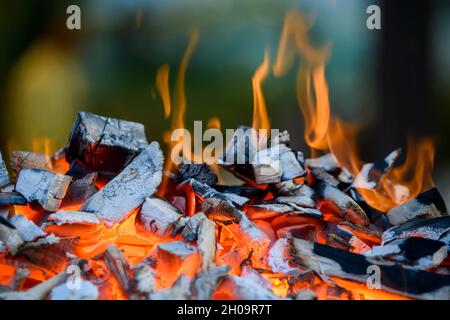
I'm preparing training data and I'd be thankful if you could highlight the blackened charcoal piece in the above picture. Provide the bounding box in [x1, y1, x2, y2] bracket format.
[352, 149, 401, 190]
[177, 163, 218, 185]
[213, 185, 268, 201]
[0, 192, 27, 206]
[387, 188, 448, 225]
[139, 197, 186, 237]
[150, 275, 192, 300]
[309, 167, 340, 187]
[65, 172, 98, 203]
[247, 203, 322, 219]
[290, 238, 450, 299]
[0, 152, 9, 187]
[220, 126, 257, 165]
[178, 179, 249, 207]
[315, 182, 369, 227]
[365, 237, 447, 270]
[382, 216, 450, 245]
[192, 265, 230, 300]
[0, 220, 23, 255]
[66, 112, 149, 174]
[104, 246, 132, 296]
[10, 151, 52, 175]
[65, 159, 94, 179]
[180, 211, 208, 241]
[82, 142, 163, 226]
[305, 153, 340, 172]
[16, 169, 72, 212]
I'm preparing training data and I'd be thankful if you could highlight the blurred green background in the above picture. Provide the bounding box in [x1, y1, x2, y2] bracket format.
[0, 0, 449, 194]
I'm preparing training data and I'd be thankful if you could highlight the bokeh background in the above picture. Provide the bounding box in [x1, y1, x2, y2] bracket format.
[0, 0, 449, 197]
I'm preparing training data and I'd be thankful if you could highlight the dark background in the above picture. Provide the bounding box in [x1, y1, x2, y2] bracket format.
[0, 0, 449, 198]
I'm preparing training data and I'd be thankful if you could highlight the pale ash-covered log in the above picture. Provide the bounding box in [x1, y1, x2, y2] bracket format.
[82, 142, 163, 226]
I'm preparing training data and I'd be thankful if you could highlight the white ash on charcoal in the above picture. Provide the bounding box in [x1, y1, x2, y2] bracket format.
[177, 178, 249, 207]
[10, 151, 53, 176]
[129, 264, 156, 300]
[305, 153, 340, 172]
[247, 203, 322, 219]
[387, 188, 448, 225]
[19, 234, 79, 272]
[220, 126, 258, 166]
[0, 152, 9, 187]
[201, 198, 271, 268]
[220, 275, 282, 300]
[338, 221, 382, 246]
[0, 218, 24, 255]
[309, 167, 340, 187]
[275, 194, 316, 208]
[176, 163, 218, 185]
[324, 224, 371, 254]
[66, 111, 149, 175]
[82, 142, 163, 226]
[251, 144, 306, 184]
[365, 237, 448, 270]
[382, 216, 450, 245]
[139, 197, 186, 237]
[314, 182, 370, 227]
[50, 279, 99, 300]
[289, 238, 450, 299]
[241, 266, 273, 290]
[45, 210, 101, 226]
[197, 214, 216, 272]
[103, 246, 132, 296]
[274, 180, 315, 197]
[268, 238, 299, 275]
[351, 149, 401, 190]
[295, 290, 317, 300]
[158, 241, 197, 258]
[150, 275, 192, 300]
[191, 265, 230, 300]
[16, 169, 72, 212]
[0, 192, 27, 206]
[180, 211, 208, 241]
[9, 215, 46, 242]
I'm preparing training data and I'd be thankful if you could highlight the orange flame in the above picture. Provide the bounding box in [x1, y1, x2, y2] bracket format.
[252, 51, 271, 131]
[156, 64, 171, 119]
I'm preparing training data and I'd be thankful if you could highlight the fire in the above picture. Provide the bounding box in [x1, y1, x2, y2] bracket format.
[156, 64, 171, 119]
[252, 50, 271, 132]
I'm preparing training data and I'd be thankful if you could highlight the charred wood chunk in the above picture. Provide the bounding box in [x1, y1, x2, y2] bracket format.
[19, 234, 79, 272]
[275, 195, 315, 208]
[0, 221, 24, 255]
[46, 210, 101, 226]
[150, 275, 192, 300]
[180, 212, 208, 241]
[268, 238, 299, 275]
[65, 159, 94, 179]
[221, 126, 257, 165]
[197, 215, 216, 272]
[104, 245, 131, 296]
[247, 203, 322, 219]
[66, 111, 149, 174]
[65, 172, 98, 203]
[290, 238, 450, 299]
[382, 216, 450, 245]
[130, 265, 156, 300]
[309, 167, 340, 187]
[139, 197, 185, 237]
[178, 178, 249, 207]
[352, 148, 401, 190]
[9, 215, 46, 242]
[16, 169, 72, 212]
[0, 192, 27, 206]
[305, 153, 340, 172]
[177, 163, 218, 185]
[213, 185, 268, 201]
[387, 188, 448, 225]
[315, 182, 369, 227]
[192, 265, 230, 300]
[220, 275, 282, 300]
[0, 152, 9, 187]
[82, 142, 163, 226]
[365, 237, 447, 270]
[50, 279, 99, 300]
[10, 151, 53, 176]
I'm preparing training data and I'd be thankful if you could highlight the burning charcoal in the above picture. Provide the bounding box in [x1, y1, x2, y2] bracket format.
[221, 126, 257, 165]
[0, 152, 9, 187]
[130, 264, 156, 300]
[16, 169, 72, 212]
[177, 163, 218, 185]
[268, 238, 299, 275]
[309, 168, 340, 187]
[180, 211, 208, 241]
[46, 211, 101, 226]
[0, 192, 27, 206]
[10, 151, 53, 175]
[158, 241, 197, 258]
[66, 111, 149, 174]
[275, 195, 315, 208]
[387, 188, 448, 225]
[0, 220, 24, 255]
[82, 142, 163, 226]
[201, 198, 271, 268]
[50, 279, 99, 300]
[221, 275, 282, 300]
[325, 224, 371, 254]
[365, 237, 447, 270]
[305, 153, 340, 172]
[9, 215, 46, 242]
[139, 197, 186, 237]
[104, 246, 132, 296]
[213, 185, 268, 201]
[315, 182, 370, 227]
[197, 215, 216, 271]
[276, 181, 315, 197]
[290, 238, 450, 299]
[247, 203, 322, 219]
[352, 149, 401, 190]
[19, 234, 79, 272]
[192, 265, 230, 300]
[338, 221, 382, 246]
[150, 275, 192, 300]
[65, 172, 98, 203]
[65, 159, 94, 179]
[252, 144, 306, 184]
[0, 270, 68, 300]
[178, 178, 249, 207]
[295, 290, 317, 300]
[382, 216, 450, 245]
